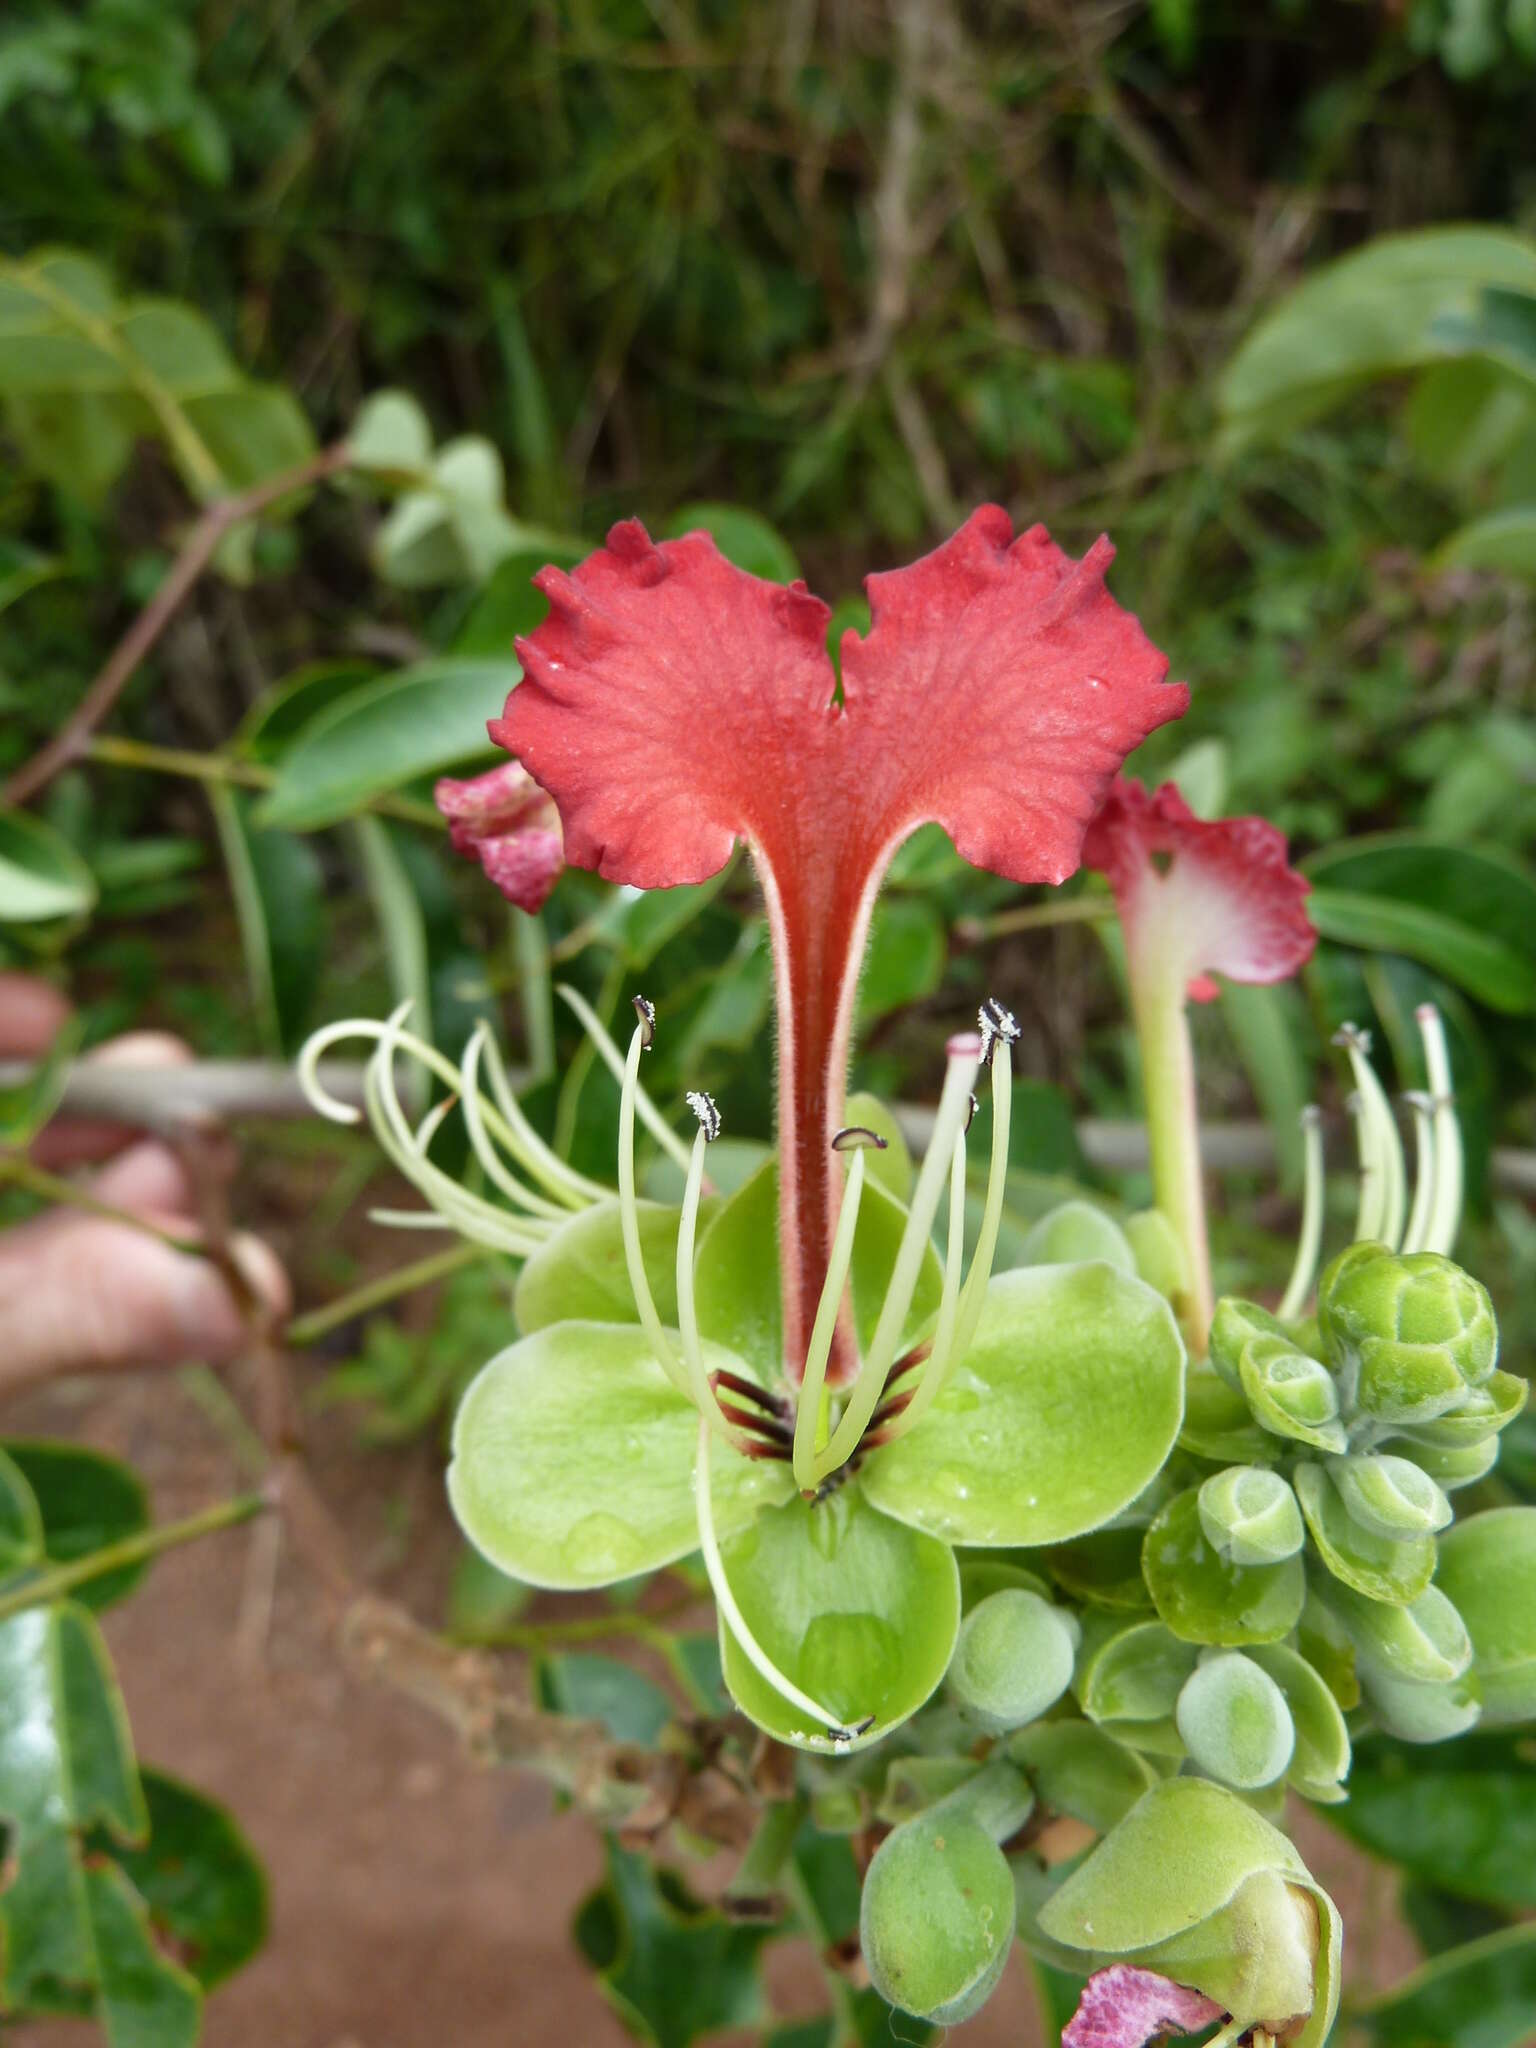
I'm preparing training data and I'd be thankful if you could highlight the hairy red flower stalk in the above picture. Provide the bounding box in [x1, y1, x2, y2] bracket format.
[500, 510, 1185, 1384]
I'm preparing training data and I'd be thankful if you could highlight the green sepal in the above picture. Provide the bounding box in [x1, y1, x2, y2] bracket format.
[1142, 1488, 1306, 1646]
[861, 1264, 1185, 1547]
[1240, 1337, 1348, 1455]
[515, 1196, 697, 1334]
[1329, 1451, 1452, 1540]
[1017, 1200, 1135, 1273]
[1320, 1579, 1472, 1686]
[1393, 1369, 1528, 1451]
[1007, 1721, 1160, 1834]
[1179, 1369, 1281, 1466]
[1078, 1618, 1199, 1725]
[449, 1321, 793, 1589]
[1175, 1651, 1295, 1789]
[956, 1554, 1052, 1609]
[1197, 1465, 1305, 1566]
[1209, 1297, 1299, 1392]
[1245, 1643, 1352, 1802]
[1293, 1461, 1437, 1605]
[715, 1482, 960, 1755]
[1436, 1507, 1536, 1726]
[693, 1158, 940, 1381]
[947, 1588, 1078, 1734]
[860, 1808, 1014, 2025]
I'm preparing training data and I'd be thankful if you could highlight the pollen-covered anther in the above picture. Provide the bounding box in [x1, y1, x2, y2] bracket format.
[687, 1090, 722, 1142]
[1331, 1022, 1371, 1055]
[832, 1125, 889, 1152]
[977, 995, 1020, 1067]
[631, 993, 656, 1049]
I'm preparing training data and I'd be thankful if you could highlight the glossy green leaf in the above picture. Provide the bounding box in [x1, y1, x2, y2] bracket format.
[0, 1447, 44, 1573]
[0, 1011, 80, 1150]
[662, 502, 799, 582]
[716, 1483, 960, 1754]
[1293, 1462, 1437, 1605]
[1045, 1525, 1157, 1611]
[1332, 1733, 1536, 1907]
[1219, 228, 1536, 443]
[692, 1158, 941, 1384]
[1357, 1923, 1536, 2048]
[1017, 1199, 1135, 1273]
[1142, 1488, 1306, 1646]
[862, 1264, 1185, 1547]
[0, 1601, 146, 2006]
[209, 786, 326, 1053]
[1079, 1618, 1199, 1725]
[1436, 1507, 1536, 1724]
[1439, 503, 1536, 575]
[1178, 1368, 1281, 1465]
[0, 808, 97, 924]
[256, 659, 518, 830]
[83, 1862, 201, 2048]
[91, 1769, 266, 1992]
[515, 1197, 693, 1333]
[573, 1841, 771, 2048]
[234, 660, 381, 764]
[348, 388, 433, 474]
[2, 1441, 149, 1612]
[449, 1321, 792, 1589]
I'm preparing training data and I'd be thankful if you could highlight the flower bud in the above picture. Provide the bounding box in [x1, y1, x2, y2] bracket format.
[1322, 1581, 1471, 1686]
[1197, 1466, 1305, 1567]
[1039, 1779, 1341, 2048]
[1209, 1296, 1293, 1393]
[1395, 1435, 1499, 1491]
[947, 1588, 1078, 1735]
[1395, 1368, 1528, 1451]
[1436, 1507, 1536, 1727]
[1239, 1337, 1347, 1455]
[1019, 1199, 1136, 1274]
[1176, 1651, 1296, 1789]
[1359, 1664, 1481, 1743]
[1319, 1242, 1497, 1425]
[860, 1808, 1015, 2023]
[1329, 1452, 1452, 1541]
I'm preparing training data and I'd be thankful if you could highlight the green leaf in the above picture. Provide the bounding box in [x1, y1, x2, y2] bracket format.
[233, 660, 381, 764]
[349, 815, 433, 1045]
[0, 1601, 146, 2005]
[209, 786, 326, 1054]
[91, 1769, 266, 1992]
[536, 1653, 676, 1746]
[1357, 1923, 1536, 2048]
[1219, 980, 1311, 1189]
[1305, 835, 1536, 1015]
[1293, 1461, 1437, 1606]
[1332, 1732, 1536, 1908]
[716, 1483, 960, 1753]
[1439, 503, 1536, 576]
[692, 1158, 941, 1385]
[515, 1197, 694, 1334]
[1219, 227, 1536, 444]
[662, 503, 799, 582]
[0, 808, 97, 924]
[1, 1441, 149, 1612]
[1079, 1618, 1199, 1725]
[448, 1321, 793, 1589]
[82, 1862, 201, 2048]
[1435, 1507, 1536, 1725]
[348, 389, 433, 475]
[857, 896, 945, 1026]
[0, 1011, 81, 1150]
[861, 1264, 1185, 1547]
[574, 1841, 771, 2048]
[256, 659, 518, 830]
[1142, 1488, 1306, 1646]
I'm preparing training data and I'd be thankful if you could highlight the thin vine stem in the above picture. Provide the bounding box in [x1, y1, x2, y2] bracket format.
[0, 1492, 269, 1624]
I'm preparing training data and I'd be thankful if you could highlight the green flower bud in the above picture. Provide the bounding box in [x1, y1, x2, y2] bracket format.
[1395, 1435, 1499, 1491]
[1394, 1369, 1528, 1452]
[1319, 1242, 1497, 1426]
[1240, 1337, 1348, 1456]
[1293, 1461, 1437, 1607]
[1198, 1467, 1305, 1567]
[1037, 1779, 1342, 2048]
[1436, 1507, 1536, 1727]
[1323, 1581, 1471, 1686]
[860, 1809, 1015, 2024]
[1209, 1297, 1294, 1394]
[1176, 1651, 1296, 1789]
[1019, 1199, 1136, 1274]
[1329, 1452, 1452, 1541]
[947, 1588, 1078, 1735]
[1359, 1664, 1481, 1744]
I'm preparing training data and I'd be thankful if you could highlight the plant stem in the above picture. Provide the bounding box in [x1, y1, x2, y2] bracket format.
[0, 1492, 267, 1623]
[4, 441, 352, 807]
[82, 734, 442, 828]
[286, 1242, 487, 1348]
[1128, 963, 1213, 1353]
[452, 1594, 699, 1650]
[0, 1154, 204, 1256]
[514, 910, 556, 1081]
[960, 894, 1115, 942]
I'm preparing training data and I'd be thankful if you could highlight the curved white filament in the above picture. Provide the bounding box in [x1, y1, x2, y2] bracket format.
[1278, 1106, 1326, 1321]
[1418, 1006, 1463, 1256]
[557, 982, 695, 1177]
[792, 1145, 869, 1491]
[617, 1022, 691, 1400]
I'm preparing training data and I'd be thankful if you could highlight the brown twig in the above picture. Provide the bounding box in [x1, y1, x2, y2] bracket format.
[3, 441, 352, 808]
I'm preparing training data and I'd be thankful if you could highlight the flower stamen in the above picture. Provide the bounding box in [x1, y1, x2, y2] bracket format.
[558, 981, 692, 1175]
[1399, 1090, 1438, 1257]
[1334, 1024, 1404, 1248]
[677, 1088, 747, 1445]
[617, 1003, 692, 1402]
[1277, 1105, 1325, 1321]
[792, 1129, 878, 1491]
[694, 1416, 860, 1740]
[1417, 1005, 1463, 1256]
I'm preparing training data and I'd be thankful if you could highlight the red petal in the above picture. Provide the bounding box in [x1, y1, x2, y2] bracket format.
[435, 761, 565, 914]
[1063, 1965, 1226, 2048]
[500, 512, 1185, 1381]
[1083, 778, 1315, 1002]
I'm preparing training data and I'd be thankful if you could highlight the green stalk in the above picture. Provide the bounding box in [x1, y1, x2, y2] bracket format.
[0, 1493, 267, 1623]
[1128, 958, 1213, 1353]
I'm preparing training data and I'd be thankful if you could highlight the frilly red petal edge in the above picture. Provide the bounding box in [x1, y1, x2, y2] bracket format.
[435, 761, 565, 914]
[1063, 1965, 1226, 2048]
[1083, 776, 1315, 1002]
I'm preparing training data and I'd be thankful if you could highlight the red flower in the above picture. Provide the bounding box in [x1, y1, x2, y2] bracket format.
[497, 509, 1186, 1380]
[435, 760, 565, 914]
[1083, 777, 1315, 1002]
[1064, 1966, 1225, 2048]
